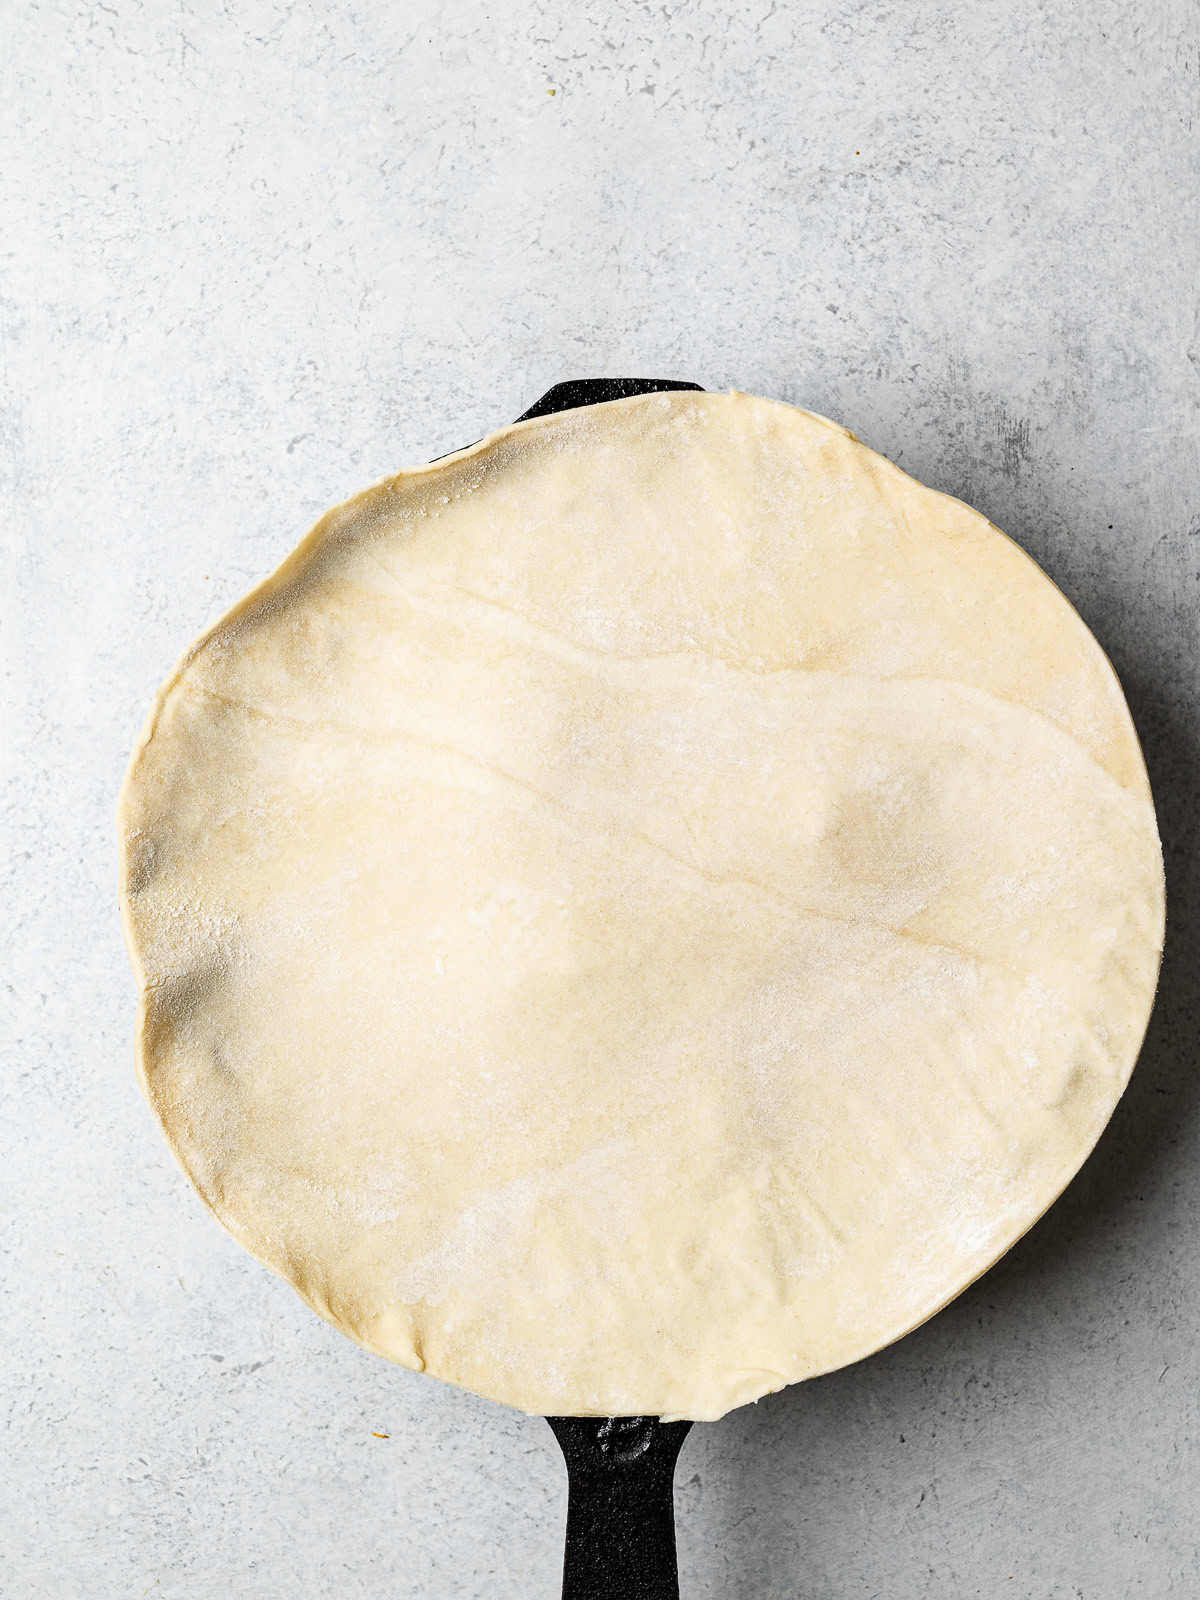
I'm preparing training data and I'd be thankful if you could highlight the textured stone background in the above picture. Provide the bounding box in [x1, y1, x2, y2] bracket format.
[3, 2, 1198, 1596]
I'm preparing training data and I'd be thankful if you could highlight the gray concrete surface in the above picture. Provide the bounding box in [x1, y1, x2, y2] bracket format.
[3, 2, 1198, 1595]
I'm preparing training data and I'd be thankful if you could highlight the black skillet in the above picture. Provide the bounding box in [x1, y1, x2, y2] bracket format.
[447, 378, 705, 1599]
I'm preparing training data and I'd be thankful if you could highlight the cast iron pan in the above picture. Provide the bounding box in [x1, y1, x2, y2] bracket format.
[449, 377, 705, 1599]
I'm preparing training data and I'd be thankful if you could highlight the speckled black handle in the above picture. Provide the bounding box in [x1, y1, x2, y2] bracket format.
[434, 377, 704, 463]
[514, 377, 704, 421]
[546, 1416, 695, 1600]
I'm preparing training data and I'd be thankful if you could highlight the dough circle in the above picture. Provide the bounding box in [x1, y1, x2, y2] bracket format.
[119, 392, 1163, 1421]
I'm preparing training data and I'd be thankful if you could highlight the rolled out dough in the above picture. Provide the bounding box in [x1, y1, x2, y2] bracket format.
[119, 391, 1163, 1420]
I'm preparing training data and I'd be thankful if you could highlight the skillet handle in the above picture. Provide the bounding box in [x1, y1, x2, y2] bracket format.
[515, 378, 704, 422]
[546, 1416, 694, 1600]
[434, 379, 704, 463]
